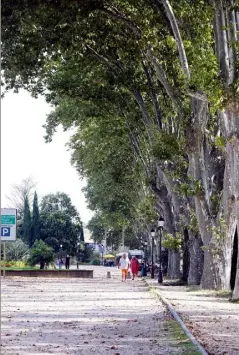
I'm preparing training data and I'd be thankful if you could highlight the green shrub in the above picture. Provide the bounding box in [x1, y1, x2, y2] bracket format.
[162, 233, 182, 251]
[29, 240, 54, 269]
[5, 239, 29, 261]
[91, 258, 101, 265]
[0, 260, 28, 268]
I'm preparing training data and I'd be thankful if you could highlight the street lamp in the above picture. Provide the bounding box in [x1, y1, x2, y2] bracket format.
[60, 244, 63, 258]
[143, 241, 148, 277]
[151, 229, 155, 279]
[144, 241, 148, 259]
[157, 217, 165, 284]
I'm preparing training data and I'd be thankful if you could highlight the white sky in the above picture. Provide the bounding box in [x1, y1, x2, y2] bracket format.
[1, 90, 93, 224]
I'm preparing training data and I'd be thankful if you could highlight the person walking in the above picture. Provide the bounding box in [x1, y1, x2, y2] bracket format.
[118, 253, 130, 282]
[65, 255, 70, 270]
[140, 258, 147, 277]
[58, 258, 64, 270]
[130, 256, 139, 280]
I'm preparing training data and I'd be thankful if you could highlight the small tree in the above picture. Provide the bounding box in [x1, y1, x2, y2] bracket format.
[6, 177, 36, 218]
[29, 240, 54, 269]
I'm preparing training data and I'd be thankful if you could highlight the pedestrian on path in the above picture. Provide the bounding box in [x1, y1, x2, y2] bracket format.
[58, 258, 64, 270]
[118, 253, 130, 282]
[130, 256, 139, 280]
[65, 255, 70, 270]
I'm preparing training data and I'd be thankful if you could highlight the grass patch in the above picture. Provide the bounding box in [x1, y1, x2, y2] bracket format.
[166, 319, 201, 355]
[3, 267, 38, 271]
[186, 286, 231, 298]
[149, 286, 201, 354]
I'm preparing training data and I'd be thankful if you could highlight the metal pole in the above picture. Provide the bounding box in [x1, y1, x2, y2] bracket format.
[151, 237, 154, 279]
[144, 243, 147, 277]
[158, 229, 163, 283]
[3, 242, 6, 278]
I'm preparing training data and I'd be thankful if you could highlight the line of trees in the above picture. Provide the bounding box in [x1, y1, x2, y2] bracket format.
[2, 1, 239, 298]
[7, 179, 83, 255]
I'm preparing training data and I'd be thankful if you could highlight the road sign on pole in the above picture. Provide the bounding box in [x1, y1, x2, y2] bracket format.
[1, 208, 17, 242]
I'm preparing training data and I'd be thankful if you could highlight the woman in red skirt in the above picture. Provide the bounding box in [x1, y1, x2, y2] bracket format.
[130, 256, 139, 280]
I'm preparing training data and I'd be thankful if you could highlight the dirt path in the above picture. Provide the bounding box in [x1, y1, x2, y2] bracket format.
[147, 280, 239, 355]
[1, 267, 199, 355]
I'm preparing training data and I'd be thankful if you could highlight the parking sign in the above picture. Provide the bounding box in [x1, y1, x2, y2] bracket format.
[1, 208, 17, 241]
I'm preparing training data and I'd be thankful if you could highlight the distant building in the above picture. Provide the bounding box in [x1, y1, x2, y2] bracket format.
[83, 227, 101, 253]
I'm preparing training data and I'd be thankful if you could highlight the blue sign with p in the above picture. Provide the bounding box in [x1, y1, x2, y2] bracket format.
[1, 227, 10, 237]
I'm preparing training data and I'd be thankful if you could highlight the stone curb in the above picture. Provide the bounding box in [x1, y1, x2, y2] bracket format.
[144, 279, 208, 355]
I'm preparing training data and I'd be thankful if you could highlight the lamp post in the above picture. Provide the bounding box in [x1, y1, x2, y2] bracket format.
[157, 217, 165, 284]
[151, 229, 155, 279]
[144, 241, 148, 277]
[60, 244, 63, 259]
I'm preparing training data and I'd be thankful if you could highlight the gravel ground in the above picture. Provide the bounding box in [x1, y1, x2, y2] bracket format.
[147, 280, 239, 355]
[1, 266, 198, 355]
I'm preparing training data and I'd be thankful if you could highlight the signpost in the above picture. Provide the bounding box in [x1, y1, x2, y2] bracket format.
[1, 208, 17, 278]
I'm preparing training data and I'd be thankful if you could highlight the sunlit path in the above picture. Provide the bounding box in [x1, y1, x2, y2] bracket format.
[1, 267, 197, 354]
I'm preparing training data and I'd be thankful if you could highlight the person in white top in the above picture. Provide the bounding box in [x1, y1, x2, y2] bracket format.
[118, 253, 130, 282]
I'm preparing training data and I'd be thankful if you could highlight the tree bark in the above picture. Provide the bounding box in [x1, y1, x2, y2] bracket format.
[187, 235, 204, 285]
[167, 250, 181, 279]
[160, 0, 190, 79]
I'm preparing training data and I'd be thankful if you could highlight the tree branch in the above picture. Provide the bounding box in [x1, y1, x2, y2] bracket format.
[159, 0, 190, 80]
[133, 90, 153, 128]
[142, 62, 162, 129]
[86, 45, 117, 73]
[146, 46, 182, 114]
[102, 6, 142, 39]
[213, 0, 230, 86]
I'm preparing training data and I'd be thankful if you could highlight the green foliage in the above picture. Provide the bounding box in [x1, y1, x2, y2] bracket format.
[41, 192, 80, 222]
[32, 191, 40, 243]
[2, 0, 238, 284]
[87, 214, 106, 243]
[211, 218, 227, 242]
[22, 197, 32, 247]
[215, 136, 226, 151]
[124, 228, 142, 249]
[188, 211, 199, 234]
[0, 260, 28, 268]
[152, 132, 180, 161]
[83, 246, 94, 263]
[210, 191, 221, 217]
[91, 258, 101, 265]
[162, 233, 182, 251]
[39, 192, 82, 254]
[29, 240, 54, 269]
[90, 253, 101, 265]
[5, 239, 29, 261]
[176, 178, 204, 197]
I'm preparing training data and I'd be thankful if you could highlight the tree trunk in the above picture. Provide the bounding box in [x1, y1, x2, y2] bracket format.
[182, 229, 190, 283]
[167, 250, 181, 279]
[220, 110, 239, 299]
[187, 236, 204, 285]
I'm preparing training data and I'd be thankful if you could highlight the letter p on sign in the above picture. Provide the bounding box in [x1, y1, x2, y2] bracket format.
[1, 227, 10, 237]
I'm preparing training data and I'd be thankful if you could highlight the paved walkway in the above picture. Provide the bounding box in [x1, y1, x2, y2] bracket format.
[147, 279, 239, 355]
[1, 267, 199, 354]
